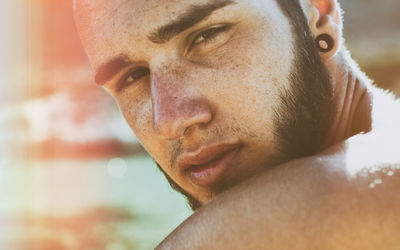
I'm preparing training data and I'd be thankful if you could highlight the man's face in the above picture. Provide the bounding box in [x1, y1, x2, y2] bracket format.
[75, 0, 333, 208]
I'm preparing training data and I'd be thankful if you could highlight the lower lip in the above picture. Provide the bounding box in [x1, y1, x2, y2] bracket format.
[186, 148, 240, 187]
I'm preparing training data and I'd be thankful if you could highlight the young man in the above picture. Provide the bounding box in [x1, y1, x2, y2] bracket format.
[74, 0, 400, 248]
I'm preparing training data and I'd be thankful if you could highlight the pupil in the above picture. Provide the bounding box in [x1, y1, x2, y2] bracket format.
[204, 29, 215, 38]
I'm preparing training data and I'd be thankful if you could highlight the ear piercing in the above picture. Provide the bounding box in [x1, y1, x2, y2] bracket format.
[315, 34, 334, 52]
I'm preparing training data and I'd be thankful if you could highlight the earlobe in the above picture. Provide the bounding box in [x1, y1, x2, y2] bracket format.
[315, 33, 334, 53]
[306, 0, 342, 60]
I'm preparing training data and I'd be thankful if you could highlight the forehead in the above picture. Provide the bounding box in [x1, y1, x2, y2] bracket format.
[76, 0, 233, 39]
[75, 0, 286, 68]
[76, 0, 181, 31]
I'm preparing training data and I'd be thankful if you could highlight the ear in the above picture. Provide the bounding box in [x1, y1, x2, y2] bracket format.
[306, 0, 343, 60]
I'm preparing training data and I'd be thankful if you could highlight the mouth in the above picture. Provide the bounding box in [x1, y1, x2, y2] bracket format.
[178, 140, 243, 187]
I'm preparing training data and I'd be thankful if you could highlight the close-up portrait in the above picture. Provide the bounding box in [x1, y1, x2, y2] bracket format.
[0, 0, 399, 249]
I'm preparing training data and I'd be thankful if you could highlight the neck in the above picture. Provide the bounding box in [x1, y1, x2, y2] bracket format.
[324, 50, 373, 147]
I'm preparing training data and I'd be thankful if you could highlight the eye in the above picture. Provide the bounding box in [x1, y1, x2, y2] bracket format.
[189, 24, 231, 50]
[118, 67, 150, 91]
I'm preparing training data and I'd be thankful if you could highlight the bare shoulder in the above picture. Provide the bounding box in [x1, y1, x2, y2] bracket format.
[303, 88, 400, 249]
[157, 89, 400, 250]
[316, 87, 400, 203]
[157, 132, 400, 250]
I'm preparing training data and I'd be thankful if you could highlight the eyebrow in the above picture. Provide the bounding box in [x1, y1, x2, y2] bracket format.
[94, 0, 235, 85]
[94, 56, 130, 85]
[148, 0, 235, 44]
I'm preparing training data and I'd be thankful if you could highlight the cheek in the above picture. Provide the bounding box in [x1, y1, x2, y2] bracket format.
[116, 90, 176, 171]
[117, 90, 154, 149]
[118, 89, 149, 125]
[202, 20, 294, 145]
[212, 37, 291, 112]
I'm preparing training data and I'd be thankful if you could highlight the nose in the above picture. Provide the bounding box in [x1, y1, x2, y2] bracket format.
[151, 66, 213, 140]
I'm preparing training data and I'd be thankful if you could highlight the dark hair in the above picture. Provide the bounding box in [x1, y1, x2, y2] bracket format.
[275, 0, 313, 45]
[157, 163, 202, 210]
[273, 0, 335, 159]
[159, 0, 334, 211]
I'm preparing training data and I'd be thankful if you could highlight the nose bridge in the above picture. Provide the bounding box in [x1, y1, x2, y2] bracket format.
[150, 60, 212, 140]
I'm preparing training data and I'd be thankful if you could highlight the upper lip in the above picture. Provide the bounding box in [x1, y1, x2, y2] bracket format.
[177, 140, 242, 172]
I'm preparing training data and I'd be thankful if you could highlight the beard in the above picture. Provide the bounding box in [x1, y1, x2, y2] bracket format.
[155, 2, 335, 211]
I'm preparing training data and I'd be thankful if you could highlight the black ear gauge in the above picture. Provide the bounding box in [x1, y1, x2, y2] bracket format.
[315, 34, 334, 53]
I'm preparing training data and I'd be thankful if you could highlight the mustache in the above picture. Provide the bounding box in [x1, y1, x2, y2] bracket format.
[160, 123, 257, 211]
[168, 123, 257, 169]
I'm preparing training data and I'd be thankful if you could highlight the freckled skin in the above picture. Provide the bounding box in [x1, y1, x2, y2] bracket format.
[76, 0, 293, 203]
[75, 0, 400, 248]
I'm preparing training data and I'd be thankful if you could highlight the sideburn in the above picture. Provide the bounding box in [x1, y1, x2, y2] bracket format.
[273, 0, 335, 159]
[154, 0, 335, 211]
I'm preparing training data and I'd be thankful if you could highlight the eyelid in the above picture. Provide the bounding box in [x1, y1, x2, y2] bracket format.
[187, 23, 233, 51]
[116, 66, 150, 92]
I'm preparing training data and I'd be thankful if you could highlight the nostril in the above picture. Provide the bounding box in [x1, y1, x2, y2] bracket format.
[180, 106, 213, 136]
[153, 117, 194, 140]
[182, 124, 196, 138]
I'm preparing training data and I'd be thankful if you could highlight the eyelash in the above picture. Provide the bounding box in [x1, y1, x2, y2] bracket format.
[189, 24, 231, 51]
[117, 25, 231, 91]
[118, 67, 150, 91]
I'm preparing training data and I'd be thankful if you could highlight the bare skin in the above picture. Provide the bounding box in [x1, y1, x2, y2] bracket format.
[156, 62, 400, 249]
[155, 51, 400, 249]
[74, 0, 400, 248]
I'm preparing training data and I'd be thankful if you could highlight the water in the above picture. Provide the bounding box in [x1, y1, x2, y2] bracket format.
[0, 156, 192, 249]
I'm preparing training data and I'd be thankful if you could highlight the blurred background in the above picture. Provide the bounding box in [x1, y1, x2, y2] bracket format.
[0, 1, 399, 249]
